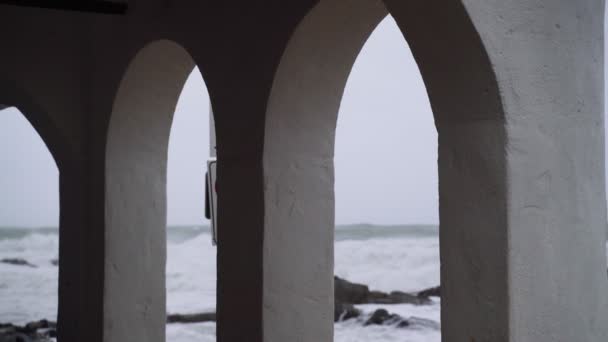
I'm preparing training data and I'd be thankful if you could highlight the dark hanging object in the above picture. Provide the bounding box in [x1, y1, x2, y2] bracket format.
[0, 0, 127, 15]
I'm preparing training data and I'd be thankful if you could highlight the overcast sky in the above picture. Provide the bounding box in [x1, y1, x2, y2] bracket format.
[0, 16, 606, 227]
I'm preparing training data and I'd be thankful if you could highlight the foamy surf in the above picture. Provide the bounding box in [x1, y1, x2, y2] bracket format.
[1, 225, 442, 341]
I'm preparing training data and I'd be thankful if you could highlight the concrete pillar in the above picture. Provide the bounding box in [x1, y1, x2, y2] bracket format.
[105, 40, 195, 342]
[57, 163, 105, 342]
[460, 1, 608, 341]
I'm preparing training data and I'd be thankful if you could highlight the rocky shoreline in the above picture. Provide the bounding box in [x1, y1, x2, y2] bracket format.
[166, 276, 441, 329]
[0, 320, 56, 342]
[1, 258, 441, 340]
[333, 276, 439, 327]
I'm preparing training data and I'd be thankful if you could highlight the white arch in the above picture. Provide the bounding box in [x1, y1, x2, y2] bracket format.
[263, 0, 506, 340]
[105, 40, 200, 342]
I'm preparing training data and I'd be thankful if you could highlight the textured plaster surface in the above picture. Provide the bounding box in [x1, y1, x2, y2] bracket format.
[105, 41, 194, 342]
[462, 1, 608, 341]
[264, 1, 387, 340]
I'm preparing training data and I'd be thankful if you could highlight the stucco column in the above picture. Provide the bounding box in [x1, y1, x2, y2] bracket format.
[57, 163, 105, 342]
[262, 1, 389, 341]
[211, 72, 268, 342]
[104, 41, 195, 342]
[462, 1, 608, 341]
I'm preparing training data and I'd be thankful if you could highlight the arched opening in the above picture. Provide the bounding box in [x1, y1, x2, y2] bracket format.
[0, 106, 59, 338]
[106, 40, 216, 342]
[263, 0, 506, 341]
[165, 68, 217, 341]
[332, 16, 440, 341]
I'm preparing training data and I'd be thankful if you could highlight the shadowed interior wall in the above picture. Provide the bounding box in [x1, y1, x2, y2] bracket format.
[264, 0, 508, 340]
[105, 40, 195, 342]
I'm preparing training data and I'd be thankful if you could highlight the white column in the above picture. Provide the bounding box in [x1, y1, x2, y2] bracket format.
[464, 1, 608, 341]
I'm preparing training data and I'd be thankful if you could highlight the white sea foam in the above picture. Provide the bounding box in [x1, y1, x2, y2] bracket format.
[0, 232, 59, 325]
[0, 226, 442, 342]
[335, 233, 439, 292]
[166, 232, 217, 314]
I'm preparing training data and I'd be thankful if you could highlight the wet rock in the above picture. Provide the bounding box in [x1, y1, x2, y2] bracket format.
[417, 286, 440, 298]
[335, 276, 430, 305]
[0, 258, 37, 268]
[334, 276, 369, 304]
[364, 309, 409, 327]
[0, 324, 16, 335]
[0, 320, 56, 342]
[23, 320, 55, 333]
[167, 312, 216, 324]
[334, 302, 361, 322]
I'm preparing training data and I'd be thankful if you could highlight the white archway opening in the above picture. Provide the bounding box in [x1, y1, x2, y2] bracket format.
[165, 67, 217, 342]
[332, 16, 440, 342]
[0, 107, 59, 328]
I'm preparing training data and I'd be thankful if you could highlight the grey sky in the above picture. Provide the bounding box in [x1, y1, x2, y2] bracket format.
[1, 15, 606, 226]
[335, 17, 437, 224]
[0, 107, 59, 227]
[166, 70, 210, 226]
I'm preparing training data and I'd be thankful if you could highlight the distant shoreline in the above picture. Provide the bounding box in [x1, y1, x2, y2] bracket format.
[0, 223, 439, 230]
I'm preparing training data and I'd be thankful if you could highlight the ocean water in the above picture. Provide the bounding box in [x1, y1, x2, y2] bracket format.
[0, 225, 441, 342]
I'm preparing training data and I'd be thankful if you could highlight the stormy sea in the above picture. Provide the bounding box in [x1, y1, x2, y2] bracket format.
[0, 224, 441, 342]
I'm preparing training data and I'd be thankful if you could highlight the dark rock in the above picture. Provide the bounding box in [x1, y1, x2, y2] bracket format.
[0, 259, 37, 268]
[417, 286, 440, 298]
[334, 276, 369, 304]
[0, 324, 16, 336]
[364, 308, 390, 325]
[50, 259, 58, 267]
[364, 309, 408, 327]
[396, 319, 410, 328]
[23, 320, 54, 333]
[335, 276, 430, 305]
[334, 302, 361, 322]
[0, 320, 56, 342]
[166, 312, 216, 324]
